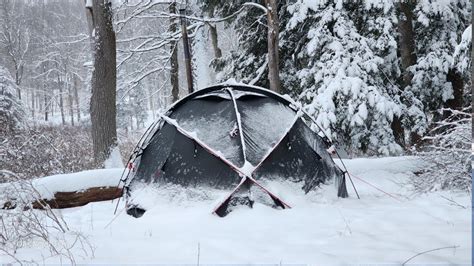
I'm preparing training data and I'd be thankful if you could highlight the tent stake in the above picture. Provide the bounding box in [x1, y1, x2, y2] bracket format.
[334, 150, 360, 199]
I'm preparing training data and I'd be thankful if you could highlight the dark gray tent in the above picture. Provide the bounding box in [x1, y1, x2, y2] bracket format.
[121, 84, 348, 217]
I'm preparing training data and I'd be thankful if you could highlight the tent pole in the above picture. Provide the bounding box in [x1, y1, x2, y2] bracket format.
[224, 88, 247, 162]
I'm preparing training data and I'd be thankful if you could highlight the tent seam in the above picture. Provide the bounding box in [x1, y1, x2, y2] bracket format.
[224, 87, 248, 164]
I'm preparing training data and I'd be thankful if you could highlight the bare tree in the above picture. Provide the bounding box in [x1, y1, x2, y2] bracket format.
[85, 0, 118, 165]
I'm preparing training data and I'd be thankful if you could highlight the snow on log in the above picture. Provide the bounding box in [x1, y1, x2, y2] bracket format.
[1, 168, 124, 210]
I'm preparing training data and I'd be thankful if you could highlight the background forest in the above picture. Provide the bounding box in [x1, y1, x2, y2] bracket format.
[0, 0, 471, 191]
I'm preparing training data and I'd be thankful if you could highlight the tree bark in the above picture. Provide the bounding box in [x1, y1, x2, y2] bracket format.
[398, 2, 417, 88]
[43, 90, 48, 121]
[179, 8, 194, 94]
[2, 187, 122, 210]
[445, 68, 464, 111]
[67, 75, 75, 126]
[264, 0, 281, 94]
[208, 23, 222, 59]
[86, 0, 118, 165]
[57, 71, 66, 126]
[393, 1, 418, 148]
[73, 74, 81, 122]
[169, 2, 179, 102]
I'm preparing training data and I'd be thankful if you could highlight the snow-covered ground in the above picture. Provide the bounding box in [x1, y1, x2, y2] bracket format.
[1, 156, 471, 264]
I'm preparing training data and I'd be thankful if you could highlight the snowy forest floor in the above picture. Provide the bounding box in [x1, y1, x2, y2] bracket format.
[1, 156, 471, 264]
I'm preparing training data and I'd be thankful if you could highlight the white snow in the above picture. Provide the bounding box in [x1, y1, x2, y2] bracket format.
[104, 146, 124, 169]
[0, 157, 470, 264]
[239, 160, 256, 176]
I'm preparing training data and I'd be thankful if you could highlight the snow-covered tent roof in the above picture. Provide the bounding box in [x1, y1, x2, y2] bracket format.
[122, 84, 347, 217]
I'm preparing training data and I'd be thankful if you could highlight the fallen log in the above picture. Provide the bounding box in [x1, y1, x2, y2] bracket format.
[3, 186, 123, 210]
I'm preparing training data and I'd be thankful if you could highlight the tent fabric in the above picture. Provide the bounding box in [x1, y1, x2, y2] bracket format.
[123, 84, 348, 210]
[169, 96, 245, 167]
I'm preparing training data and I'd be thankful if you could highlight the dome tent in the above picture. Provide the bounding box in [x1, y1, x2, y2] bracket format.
[121, 84, 348, 217]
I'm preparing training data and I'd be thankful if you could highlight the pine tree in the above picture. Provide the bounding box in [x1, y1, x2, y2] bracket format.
[283, 0, 403, 155]
[404, 0, 471, 137]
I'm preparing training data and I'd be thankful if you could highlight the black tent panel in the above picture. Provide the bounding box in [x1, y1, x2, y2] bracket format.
[169, 97, 245, 167]
[159, 128, 241, 189]
[237, 97, 296, 166]
[133, 123, 177, 184]
[253, 120, 345, 194]
[294, 120, 346, 193]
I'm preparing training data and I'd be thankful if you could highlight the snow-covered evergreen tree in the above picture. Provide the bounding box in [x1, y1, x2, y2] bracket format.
[453, 25, 472, 74]
[414, 6, 471, 193]
[0, 65, 26, 132]
[453, 24, 472, 106]
[404, 0, 471, 136]
[284, 0, 403, 155]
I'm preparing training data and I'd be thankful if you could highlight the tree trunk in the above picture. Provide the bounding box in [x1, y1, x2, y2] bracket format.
[393, 1, 418, 148]
[398, 2, 417, 88]
[86, 0, 118, 165]
[208, 23, 222, 59]
[14, 62, 22, 100]
[30, 88, 35, 119]
[3, 187, 122, 210]
[38, 89, 43, 115]
[179, 8, 194, 94]
[67, 76, 75, 126]
[264, 0, 281, 94]
[147, 83, 156, 119]
[43, 90, 48, 121]
[169, 2, 179, 102]
[73, 74, 81, 122]
[445, 68, 464, 111]
[57, 72, 66, 126]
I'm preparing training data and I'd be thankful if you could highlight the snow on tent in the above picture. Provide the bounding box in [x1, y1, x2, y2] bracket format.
[120, 84, 348, 217]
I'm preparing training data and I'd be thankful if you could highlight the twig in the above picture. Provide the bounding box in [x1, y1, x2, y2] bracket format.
[402, 245, 459, 265]
[440, 195, 467, 209]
